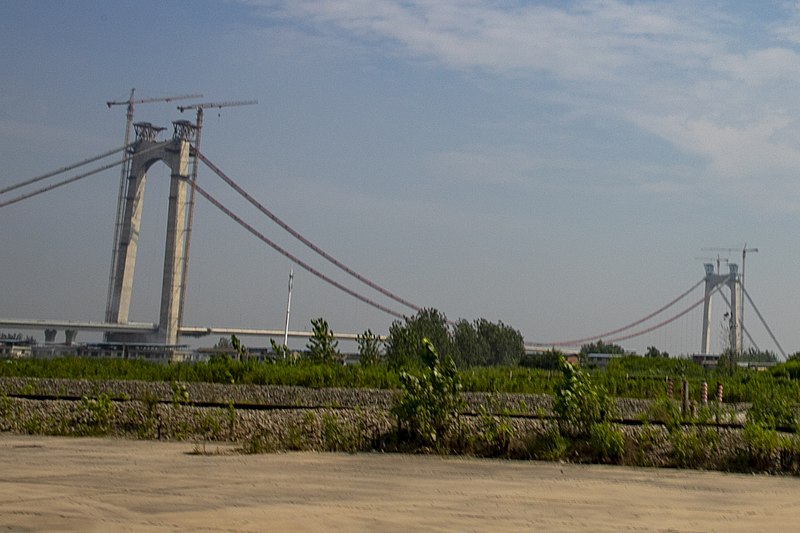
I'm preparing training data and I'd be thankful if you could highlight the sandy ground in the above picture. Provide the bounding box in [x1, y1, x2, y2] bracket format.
[1, 435, 799, 532]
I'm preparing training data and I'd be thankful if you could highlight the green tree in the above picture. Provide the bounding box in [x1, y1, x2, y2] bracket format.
[519, 349, 563, 370]
[306, 318, 340, 364]
[580, 340, 625, 366]
[742, 348, 778, 364]
[386, 308, 451, 369]
[451, 318, 525, 368]
[213, 337, 232, 350]
[452, 319, 489, 368]
[269, 339, 292, 360]
[645, 346, 668, 358]
[357, 329, 383, 366]
[580, 340, 625, 356]
[230, 335, 248, 361]
[475, 319, 525, 366]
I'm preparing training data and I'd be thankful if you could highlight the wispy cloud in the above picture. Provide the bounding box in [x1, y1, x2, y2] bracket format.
[240, 0, 800, 210]
[247, 0, 715, 80]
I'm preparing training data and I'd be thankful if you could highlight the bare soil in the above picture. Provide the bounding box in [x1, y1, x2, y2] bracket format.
[1, 434, 798, 532]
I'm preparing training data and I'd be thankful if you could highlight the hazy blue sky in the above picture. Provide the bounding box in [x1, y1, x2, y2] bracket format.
[2, 1, 799, 356]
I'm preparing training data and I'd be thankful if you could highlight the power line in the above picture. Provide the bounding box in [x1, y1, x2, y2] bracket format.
[197, 150, 422, 313]
[192, 181, 407, 320]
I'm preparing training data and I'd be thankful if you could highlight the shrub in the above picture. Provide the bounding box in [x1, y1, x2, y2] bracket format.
[476, 404, 514, 457]
[670, 427, 718, 468]
[589, 422, 624, 463]
[740, 422, 785, 472]
[321, 413, 361, 452]
[171, 381, 190, 407]
[76, 393, 115, 435]
[747, 389, 797, 431]
[242, 429, 278, 454]
[644, 397, 683, 433]
[553, 357, 615, 438]
[635, 423, 668, 467]
[391, 338, 465, 450]
[525, 424, 569, 460]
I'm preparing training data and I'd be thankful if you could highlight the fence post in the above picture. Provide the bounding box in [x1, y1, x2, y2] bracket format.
[682, 380, 690, 415]
[666, 377, 674, 400]
[701, 381, 708, 405]
[716, 382, 723, 403]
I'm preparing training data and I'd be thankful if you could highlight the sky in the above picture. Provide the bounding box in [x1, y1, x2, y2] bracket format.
[2, 0, 800, 356]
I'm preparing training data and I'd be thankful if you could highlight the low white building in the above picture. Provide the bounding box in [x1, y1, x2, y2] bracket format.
[0, 339, 33, 359]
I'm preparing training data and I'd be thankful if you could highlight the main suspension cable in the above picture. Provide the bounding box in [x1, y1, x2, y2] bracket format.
[197, 151, 421, 313]
[192, 181, 406, 320]
[0, 143, 163, 210]
[0, 145, 129, 196]
[548, 278, 705, 347]
[606, 297, 705, 344]
[743, 286, 787, 359]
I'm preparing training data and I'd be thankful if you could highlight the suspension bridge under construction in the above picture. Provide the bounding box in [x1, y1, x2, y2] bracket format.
[0, 92, 787, 362]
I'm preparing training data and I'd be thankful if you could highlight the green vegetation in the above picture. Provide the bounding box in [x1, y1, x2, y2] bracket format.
[7, 308, 800, 474]
[75, 393, 115, 435]
[391, 339, 465, 450]
[356, 329, 383, 366]
[385, 309, 524, 369]
[4, 351, 800, 403]
[306, 318, 341, 364]
[553, 357, 615, 438]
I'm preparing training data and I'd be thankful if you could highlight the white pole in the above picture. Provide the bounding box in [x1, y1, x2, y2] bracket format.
[283, 268, 294, 356]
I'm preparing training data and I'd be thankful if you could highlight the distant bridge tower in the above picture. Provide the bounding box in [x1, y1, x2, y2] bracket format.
[700, 263, 741, 355]
[105, 121, 196, 345]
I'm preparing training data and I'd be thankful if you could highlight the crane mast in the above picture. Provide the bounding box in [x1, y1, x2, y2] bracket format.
[176, 99, 258, 330]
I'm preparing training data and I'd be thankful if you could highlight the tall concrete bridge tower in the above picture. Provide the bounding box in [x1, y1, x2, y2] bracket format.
[700, 262, 741, 355]
[105, 120, 196, 345]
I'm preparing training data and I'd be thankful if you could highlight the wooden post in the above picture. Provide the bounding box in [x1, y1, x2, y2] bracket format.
[682, 380, 690, 415]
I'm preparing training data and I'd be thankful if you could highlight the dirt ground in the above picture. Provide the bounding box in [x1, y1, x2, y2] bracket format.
[1, 434, 798, 532]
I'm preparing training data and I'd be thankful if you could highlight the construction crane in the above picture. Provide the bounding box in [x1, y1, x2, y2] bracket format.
[702, 245, 759, 352]
[104, 89, 202, 327]
[694, 254, 728, 274]
[176, 99, 258, 330]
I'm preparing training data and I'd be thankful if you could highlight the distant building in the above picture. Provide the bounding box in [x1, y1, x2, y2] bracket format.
[0, 338, 33, 359]
[692, 353, 720, 370]
[586, 352, 624, 369]
[76, 343, 192, 364]
[193, 346, 278, 363]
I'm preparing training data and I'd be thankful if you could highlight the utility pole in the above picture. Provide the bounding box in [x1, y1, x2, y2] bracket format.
[104, 90, 201, 327]
[175, 99, 257, 330]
